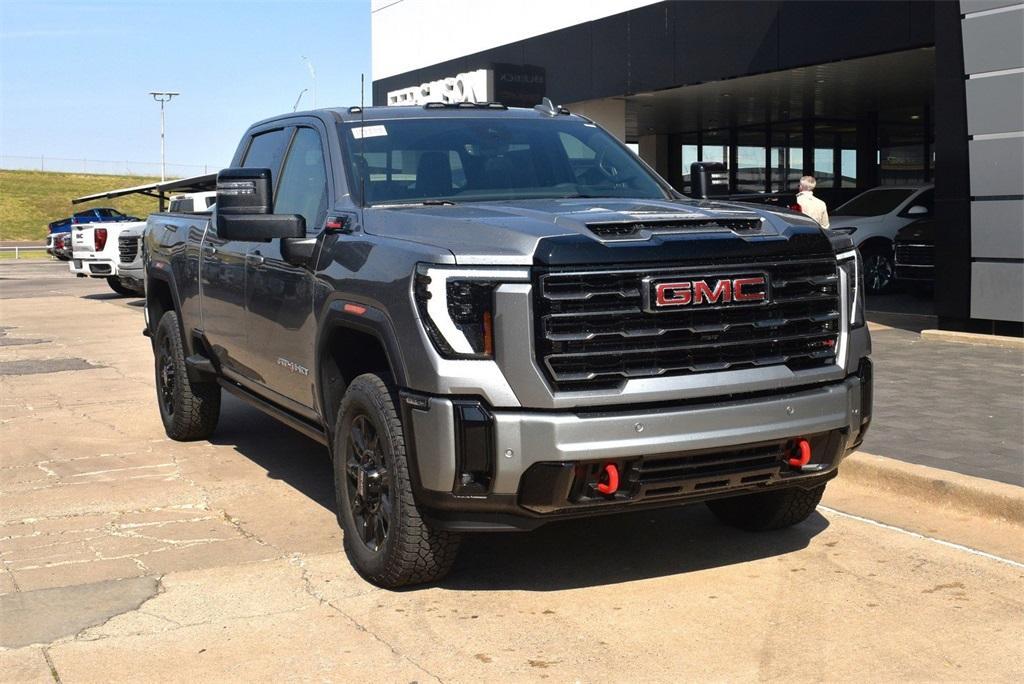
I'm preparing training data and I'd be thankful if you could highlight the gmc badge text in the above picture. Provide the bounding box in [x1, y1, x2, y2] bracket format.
[144, 103, 872, 588]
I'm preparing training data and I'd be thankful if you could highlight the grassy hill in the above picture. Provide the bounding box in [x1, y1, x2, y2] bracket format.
[0, 169, 164, 241]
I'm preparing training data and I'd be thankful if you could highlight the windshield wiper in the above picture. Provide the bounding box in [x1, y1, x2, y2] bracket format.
[373, 199, 458, 208]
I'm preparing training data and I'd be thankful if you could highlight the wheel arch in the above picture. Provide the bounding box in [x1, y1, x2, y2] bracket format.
[316, 301, 409, 434]
[856, 235, 894, 255]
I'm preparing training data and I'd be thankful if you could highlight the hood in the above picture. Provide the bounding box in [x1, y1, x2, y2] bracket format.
[364, 197, 831, 265]
[828, 214, 883, 229]
[895, 219, 934, 244]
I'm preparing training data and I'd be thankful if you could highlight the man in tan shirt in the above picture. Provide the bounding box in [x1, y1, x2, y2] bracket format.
[796, 175, 830, 229]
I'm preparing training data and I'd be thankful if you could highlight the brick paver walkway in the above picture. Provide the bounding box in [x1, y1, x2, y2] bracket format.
[862, 323, 1023, 486]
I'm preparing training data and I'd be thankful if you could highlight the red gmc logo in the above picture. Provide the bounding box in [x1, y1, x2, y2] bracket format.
[651, 275, 768, 309]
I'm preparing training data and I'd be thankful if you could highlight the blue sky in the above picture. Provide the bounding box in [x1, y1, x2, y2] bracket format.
[0, 0, 371, 170]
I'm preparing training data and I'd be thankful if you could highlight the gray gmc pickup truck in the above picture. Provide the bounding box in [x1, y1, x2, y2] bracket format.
[144, 102, 872, 588]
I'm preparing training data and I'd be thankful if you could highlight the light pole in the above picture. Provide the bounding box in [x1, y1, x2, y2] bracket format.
[301, 56, 317, 108]
[149, 91, 179, 181]
[293, 88, 308, 112]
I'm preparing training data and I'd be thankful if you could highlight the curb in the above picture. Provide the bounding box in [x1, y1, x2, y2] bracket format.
[840, 451, 1024, 525]
[920, 328, 1024, 350]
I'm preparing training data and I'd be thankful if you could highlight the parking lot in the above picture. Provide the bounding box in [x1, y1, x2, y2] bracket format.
[2, 260, 1022, 682]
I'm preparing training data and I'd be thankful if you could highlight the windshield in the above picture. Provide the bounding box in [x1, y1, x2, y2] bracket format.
[833, 188, 914, 217]
[341, 117, 669, 205]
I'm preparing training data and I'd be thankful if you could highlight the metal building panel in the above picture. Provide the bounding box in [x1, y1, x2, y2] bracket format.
[971, 261, 1024, 321]
[969, 137, 1024, 196]
[962, 8, 1024, 74]
[966, 72, 1024, 135]
[972, 201, 1024, 259]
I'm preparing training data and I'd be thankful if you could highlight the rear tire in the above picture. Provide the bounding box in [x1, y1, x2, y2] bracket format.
[154, 311, 220, 441]
[333, 373, 460, 588]
[706, 484, 825, 531]
[107, 277, 137, 296]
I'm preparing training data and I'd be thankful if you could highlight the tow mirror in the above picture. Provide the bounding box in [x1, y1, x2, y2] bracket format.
[690, 161, 729, 199]
[214, 167, 305, 241]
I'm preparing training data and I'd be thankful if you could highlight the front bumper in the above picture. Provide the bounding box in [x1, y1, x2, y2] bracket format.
[402, 363, 872, 530]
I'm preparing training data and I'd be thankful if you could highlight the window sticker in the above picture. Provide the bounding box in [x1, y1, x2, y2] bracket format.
[352, 125, 388, 139]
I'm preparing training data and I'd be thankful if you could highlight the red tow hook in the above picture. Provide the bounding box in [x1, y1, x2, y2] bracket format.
[787, 438, 812, 468]
[595, 463, 620, 495]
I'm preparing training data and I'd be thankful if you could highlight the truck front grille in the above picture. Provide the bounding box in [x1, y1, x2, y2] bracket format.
[533, 256, 841, 391]
[895, 243, 933, 266]
[118, 236, 139, 264]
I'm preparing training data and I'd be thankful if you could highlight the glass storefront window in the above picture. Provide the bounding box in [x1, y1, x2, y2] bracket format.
[735, 128, 767, 193]
[814, 147, 835, 188]
[840, 149, 857, 187]
[681, 144, 699, 181]
[702, 129, 729, 169]
[771, 125, 803, 192]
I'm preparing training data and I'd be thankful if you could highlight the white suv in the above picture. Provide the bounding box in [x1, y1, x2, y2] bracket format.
[829, 185, 933, 293]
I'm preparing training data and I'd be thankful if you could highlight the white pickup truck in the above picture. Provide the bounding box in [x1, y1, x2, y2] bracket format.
[116, 192, 217, 292]
[70, 220, 148, 295]
[72, 192, 216, 296]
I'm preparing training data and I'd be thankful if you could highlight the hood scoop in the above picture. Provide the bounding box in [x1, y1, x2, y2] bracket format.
[587, 216, 766, 240]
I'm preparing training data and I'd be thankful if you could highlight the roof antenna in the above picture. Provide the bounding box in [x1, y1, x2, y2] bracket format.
[534, 97, 567, 116]
[360, 73, 366, 212]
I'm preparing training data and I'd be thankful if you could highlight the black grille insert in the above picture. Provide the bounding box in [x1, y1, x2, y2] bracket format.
[588, 218, 763, 239]
[118, 236, 139, 264]
[534, 256, 841, 391]
[895, 243, 933, 266]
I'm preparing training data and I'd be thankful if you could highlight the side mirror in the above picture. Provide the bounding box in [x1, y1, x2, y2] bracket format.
[906, 205, 928, 216]
[214, 167, 305, 241]
[690, 161, 729, 199]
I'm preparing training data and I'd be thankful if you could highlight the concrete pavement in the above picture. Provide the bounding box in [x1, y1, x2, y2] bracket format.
[2, 261, 1023, 682]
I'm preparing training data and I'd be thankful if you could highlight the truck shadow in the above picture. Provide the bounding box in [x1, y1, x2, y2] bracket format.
[446, 509, 828, 591]
[213, 394, 830, 591]
[211, 394, 335, 510]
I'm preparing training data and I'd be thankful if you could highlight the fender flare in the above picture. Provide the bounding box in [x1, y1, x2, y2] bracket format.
[315, 299, 409, 428]
[145, 262, 192, 351]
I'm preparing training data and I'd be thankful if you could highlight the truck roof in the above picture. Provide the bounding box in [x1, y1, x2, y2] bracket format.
[252, 101, 584, 128]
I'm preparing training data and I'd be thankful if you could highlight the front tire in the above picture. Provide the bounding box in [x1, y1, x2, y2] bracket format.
[706, 484, 825, 531]
[333, 373, 460, 588]
[859, 244, 895, 294]
[154, 311, 220, 441]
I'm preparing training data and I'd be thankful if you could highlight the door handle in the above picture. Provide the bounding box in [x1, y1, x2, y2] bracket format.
[246, 252, 265, 266]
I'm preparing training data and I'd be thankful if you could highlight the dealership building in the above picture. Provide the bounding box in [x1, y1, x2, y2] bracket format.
[372, 0, 1023, 334]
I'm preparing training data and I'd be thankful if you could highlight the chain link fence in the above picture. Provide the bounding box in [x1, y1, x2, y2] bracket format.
[1, 155, 213, 178]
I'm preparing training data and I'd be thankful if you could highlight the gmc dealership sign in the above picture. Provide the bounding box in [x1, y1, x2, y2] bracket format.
[387, 69, 492, 106]
[386, 64, 546, 107]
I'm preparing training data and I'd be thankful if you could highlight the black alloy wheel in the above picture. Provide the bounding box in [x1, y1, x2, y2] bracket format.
[861, 249, 895, 294]
[344, 413, 392, 552]
[156, 333, 177, 419]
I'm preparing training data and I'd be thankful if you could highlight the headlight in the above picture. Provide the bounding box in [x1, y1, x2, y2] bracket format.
[836, 249, 865, 328]
[414, 264, 530, 359]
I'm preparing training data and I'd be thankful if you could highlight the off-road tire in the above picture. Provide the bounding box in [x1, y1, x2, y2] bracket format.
[107, 277, 138, 296]
[333, 373, 460, 588]
[154, 311, 220, 441]
[706, 484, 825, 531]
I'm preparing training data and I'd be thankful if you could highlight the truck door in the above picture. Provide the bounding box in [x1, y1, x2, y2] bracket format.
[201, 126, 291, 381]
[244, 125, 328, 411]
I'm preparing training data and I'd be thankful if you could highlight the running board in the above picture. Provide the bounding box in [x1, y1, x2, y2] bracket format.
[218, 379, 329, 446]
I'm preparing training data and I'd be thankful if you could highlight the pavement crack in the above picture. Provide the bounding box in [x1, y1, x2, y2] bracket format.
[41, 647, 63, 684]
[288, 554, 444, 684]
